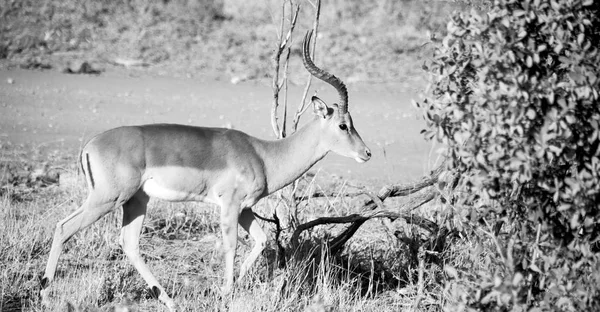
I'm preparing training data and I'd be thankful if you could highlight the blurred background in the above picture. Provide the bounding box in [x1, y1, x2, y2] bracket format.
[0, 0, 486, 84]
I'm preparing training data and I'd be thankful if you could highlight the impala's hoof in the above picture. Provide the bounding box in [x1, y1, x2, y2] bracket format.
[148, 286, 161, 299]
[150, 286, 177, 312]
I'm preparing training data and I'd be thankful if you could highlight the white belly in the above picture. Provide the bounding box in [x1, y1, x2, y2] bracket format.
[142, 178, 210, 203]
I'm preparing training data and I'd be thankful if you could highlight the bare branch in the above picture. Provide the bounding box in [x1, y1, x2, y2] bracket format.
[370, 159, 446, 204]
[279, 3, 300, 138]
[271, 1, 300, 139]
[293, 0, 321, 132]
[253, 212, 277, 224]
[270, 1, 286, 137]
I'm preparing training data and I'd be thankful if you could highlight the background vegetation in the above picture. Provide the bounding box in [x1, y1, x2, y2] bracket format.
[0, 0, 474, 83]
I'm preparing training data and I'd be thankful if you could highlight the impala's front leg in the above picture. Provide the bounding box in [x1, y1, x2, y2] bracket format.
[219, 195, 242, 294]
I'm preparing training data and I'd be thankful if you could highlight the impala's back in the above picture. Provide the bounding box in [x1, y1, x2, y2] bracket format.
[83, 124, 269, 207]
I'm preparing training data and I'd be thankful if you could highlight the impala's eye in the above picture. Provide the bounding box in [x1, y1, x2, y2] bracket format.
[339, 124, 348, 131]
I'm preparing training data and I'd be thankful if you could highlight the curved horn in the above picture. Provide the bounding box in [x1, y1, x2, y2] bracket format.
[302, 30, 348, 114]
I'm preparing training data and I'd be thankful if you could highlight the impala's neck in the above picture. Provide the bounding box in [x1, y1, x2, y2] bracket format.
[257, 118, 328, 194]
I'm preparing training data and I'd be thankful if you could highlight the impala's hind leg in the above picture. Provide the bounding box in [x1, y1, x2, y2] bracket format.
[238, 208, 267, 283]
[41, 195, 118, 302]
[120, 191, 176, 311]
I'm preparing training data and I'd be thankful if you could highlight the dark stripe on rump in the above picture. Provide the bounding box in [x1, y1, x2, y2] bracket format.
[86, 152, 95, 189]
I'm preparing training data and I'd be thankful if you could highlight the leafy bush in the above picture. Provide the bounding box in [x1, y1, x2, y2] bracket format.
[419, 0, 600, 310]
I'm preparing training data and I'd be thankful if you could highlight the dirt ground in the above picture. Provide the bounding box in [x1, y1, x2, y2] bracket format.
[0, 68, 434, 185]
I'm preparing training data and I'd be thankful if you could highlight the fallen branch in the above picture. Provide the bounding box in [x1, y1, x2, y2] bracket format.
[294, 190, 365, 201]
[290, 204, 440, 252]
[290, 160, 448, 255]
[327, 192, 437, 255]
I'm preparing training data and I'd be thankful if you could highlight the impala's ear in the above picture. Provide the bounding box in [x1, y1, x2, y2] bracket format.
[312, 96, 331, 119]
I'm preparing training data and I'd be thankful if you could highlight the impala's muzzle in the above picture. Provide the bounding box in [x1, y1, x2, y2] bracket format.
[355, 146, 372, 163]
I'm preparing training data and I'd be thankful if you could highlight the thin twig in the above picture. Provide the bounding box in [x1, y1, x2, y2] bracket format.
[270, 0, 287, 137]
[279, 2, 300, 138]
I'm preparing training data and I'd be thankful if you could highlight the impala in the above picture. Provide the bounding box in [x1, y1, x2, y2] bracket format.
[40, 31, 371, 310]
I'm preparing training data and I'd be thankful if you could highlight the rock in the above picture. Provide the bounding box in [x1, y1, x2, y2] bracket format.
[113, 58, 149, 68]
[64, 61, 102, 75]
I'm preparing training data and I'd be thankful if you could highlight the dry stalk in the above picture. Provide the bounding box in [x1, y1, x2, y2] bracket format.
[526, 223, 542, 305]
[412, 245, 426, 311]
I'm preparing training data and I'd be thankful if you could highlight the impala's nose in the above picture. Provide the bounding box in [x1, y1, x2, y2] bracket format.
[365, 148, 372, 159]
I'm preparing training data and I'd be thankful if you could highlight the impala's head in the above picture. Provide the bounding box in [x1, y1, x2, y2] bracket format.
[303, 31, 371, 163]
